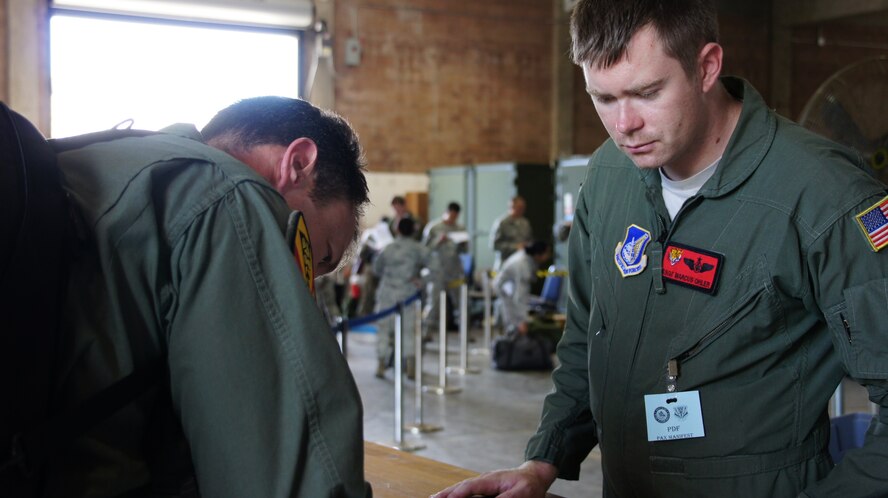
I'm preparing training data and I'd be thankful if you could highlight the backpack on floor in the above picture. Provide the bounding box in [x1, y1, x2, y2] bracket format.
[0, 102, 159, 496]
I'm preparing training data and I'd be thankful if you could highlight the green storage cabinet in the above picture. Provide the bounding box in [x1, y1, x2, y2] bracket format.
[427, 166, 470, 234]
[472, 162, 554, 272]
[427, 162, 554, 276]
[553, 156, 591, 268]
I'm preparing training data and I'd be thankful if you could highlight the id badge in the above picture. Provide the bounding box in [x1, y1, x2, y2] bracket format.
[643, 391, 705, 442]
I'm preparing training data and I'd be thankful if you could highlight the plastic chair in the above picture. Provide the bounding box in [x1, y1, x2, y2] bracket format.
[530, 265, 564, 313]
[829, 412, 873, 464]
[459, 253, 474, 282]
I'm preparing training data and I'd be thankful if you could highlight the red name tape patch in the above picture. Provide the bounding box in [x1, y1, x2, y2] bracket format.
[661, 242, 724, 295]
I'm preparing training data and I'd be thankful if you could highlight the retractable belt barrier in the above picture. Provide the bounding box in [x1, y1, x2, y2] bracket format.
[329, 291, 441, 452]
[327, 272, 502, 453]
[486, 269, 568, 278]
[330, 291, 421, 333]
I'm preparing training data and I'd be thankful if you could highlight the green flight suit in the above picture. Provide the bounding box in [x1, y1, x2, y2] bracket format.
[45, 125, 370, 497]
[525, 77, 888, 497]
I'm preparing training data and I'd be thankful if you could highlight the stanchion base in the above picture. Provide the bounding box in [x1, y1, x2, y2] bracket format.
[385, 441, 426, 452]
[422, 385, 463, 395]
[406, 423, 443, 434]
[445, 366, 482, 375]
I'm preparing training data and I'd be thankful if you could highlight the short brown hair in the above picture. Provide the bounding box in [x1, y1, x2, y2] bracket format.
[569, 0, 718, 76]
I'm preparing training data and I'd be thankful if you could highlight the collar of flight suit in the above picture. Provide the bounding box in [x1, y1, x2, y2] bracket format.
[638, 76, 778, 203]
[157, 122, 204, 141]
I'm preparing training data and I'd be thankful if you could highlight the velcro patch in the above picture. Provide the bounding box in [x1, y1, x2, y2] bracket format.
[855, 195, 888, 252]
[614, 224, 652, 277]
[661, 242, 723, 295]
[286, 210, 314, 295]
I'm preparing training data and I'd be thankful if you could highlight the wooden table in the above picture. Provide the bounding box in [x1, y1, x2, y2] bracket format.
[365, 441, 564, 498]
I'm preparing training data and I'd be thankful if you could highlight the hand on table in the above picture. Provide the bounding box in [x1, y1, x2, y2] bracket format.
[430, 460, 557, 498]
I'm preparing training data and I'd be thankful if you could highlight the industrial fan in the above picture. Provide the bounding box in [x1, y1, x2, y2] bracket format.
[797, 55, 888, 184]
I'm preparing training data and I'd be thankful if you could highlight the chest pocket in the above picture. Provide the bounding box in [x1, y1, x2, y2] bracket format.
[666, 261, 789, 387]
[827, 278, 888, 379]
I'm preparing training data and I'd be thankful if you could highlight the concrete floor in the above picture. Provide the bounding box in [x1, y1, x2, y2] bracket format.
[344, 326, 873, 498]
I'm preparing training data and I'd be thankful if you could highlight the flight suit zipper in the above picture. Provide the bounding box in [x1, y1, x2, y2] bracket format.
[660, 188, 752, 395]
[665, 321, 724, 392]
[840, 313, 852, 343]
[664, 278, 768, 392]
[666, 196, 703, 240]
[650, 195, 703, 296]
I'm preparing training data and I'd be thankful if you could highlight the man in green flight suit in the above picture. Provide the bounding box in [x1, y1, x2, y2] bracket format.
[436, 0, 888, 497]
[44, 97, 372, 497]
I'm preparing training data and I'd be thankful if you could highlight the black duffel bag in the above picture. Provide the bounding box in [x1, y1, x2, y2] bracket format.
[491, 332, 553, 371]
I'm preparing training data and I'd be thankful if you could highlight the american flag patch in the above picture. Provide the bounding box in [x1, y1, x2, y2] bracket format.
[855, 195, 888, 251]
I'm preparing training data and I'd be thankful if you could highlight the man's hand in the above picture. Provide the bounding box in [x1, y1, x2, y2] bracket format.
[430, 460, 557, 498]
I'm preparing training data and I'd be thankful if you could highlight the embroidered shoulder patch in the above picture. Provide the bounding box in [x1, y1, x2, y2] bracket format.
[614, 224, 652, 277]
[855, 195, 888, 252]
[286, 210, 315, 294]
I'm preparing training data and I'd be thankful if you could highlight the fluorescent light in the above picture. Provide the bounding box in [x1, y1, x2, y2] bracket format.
[51, 0, 313, 28]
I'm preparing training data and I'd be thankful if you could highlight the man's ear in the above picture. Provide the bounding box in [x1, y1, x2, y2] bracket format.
[697, 42, 723, 93]
[278, 137, 318, 190]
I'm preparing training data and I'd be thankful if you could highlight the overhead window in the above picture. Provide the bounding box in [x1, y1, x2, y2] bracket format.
[49, 2, 308, 137]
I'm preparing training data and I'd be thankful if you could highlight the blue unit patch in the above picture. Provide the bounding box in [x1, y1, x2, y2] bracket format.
[614, 224, 652, 277]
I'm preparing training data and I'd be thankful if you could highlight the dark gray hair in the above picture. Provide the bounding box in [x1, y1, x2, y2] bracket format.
[201, 96, 369, 230]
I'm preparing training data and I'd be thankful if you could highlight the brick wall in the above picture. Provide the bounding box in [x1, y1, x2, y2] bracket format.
[571, 64, 606, 155]
[333, 0, 553, 173]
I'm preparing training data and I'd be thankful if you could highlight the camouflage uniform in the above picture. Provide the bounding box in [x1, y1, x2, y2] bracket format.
[423, 236, 465, 334]
[421, 218, 464, 246]
[490, 213, 532, 270]
[372, 236, 428, 364]
[315, 273, 342, 327]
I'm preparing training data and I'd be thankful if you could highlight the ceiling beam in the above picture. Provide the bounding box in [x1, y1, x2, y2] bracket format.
[774, 0, 888, 26]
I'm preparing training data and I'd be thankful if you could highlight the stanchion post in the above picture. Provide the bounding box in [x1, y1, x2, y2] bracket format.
[407, 299, 442, 434]
[470, 272, 492, 356]
[391, 305, 424, 452]
[832, 382, 844, 417]
[423, 290, 461, 395]
[337, 317, 348, 357]
[483, 270, 492, 348]
[448, 282, 480, 375]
